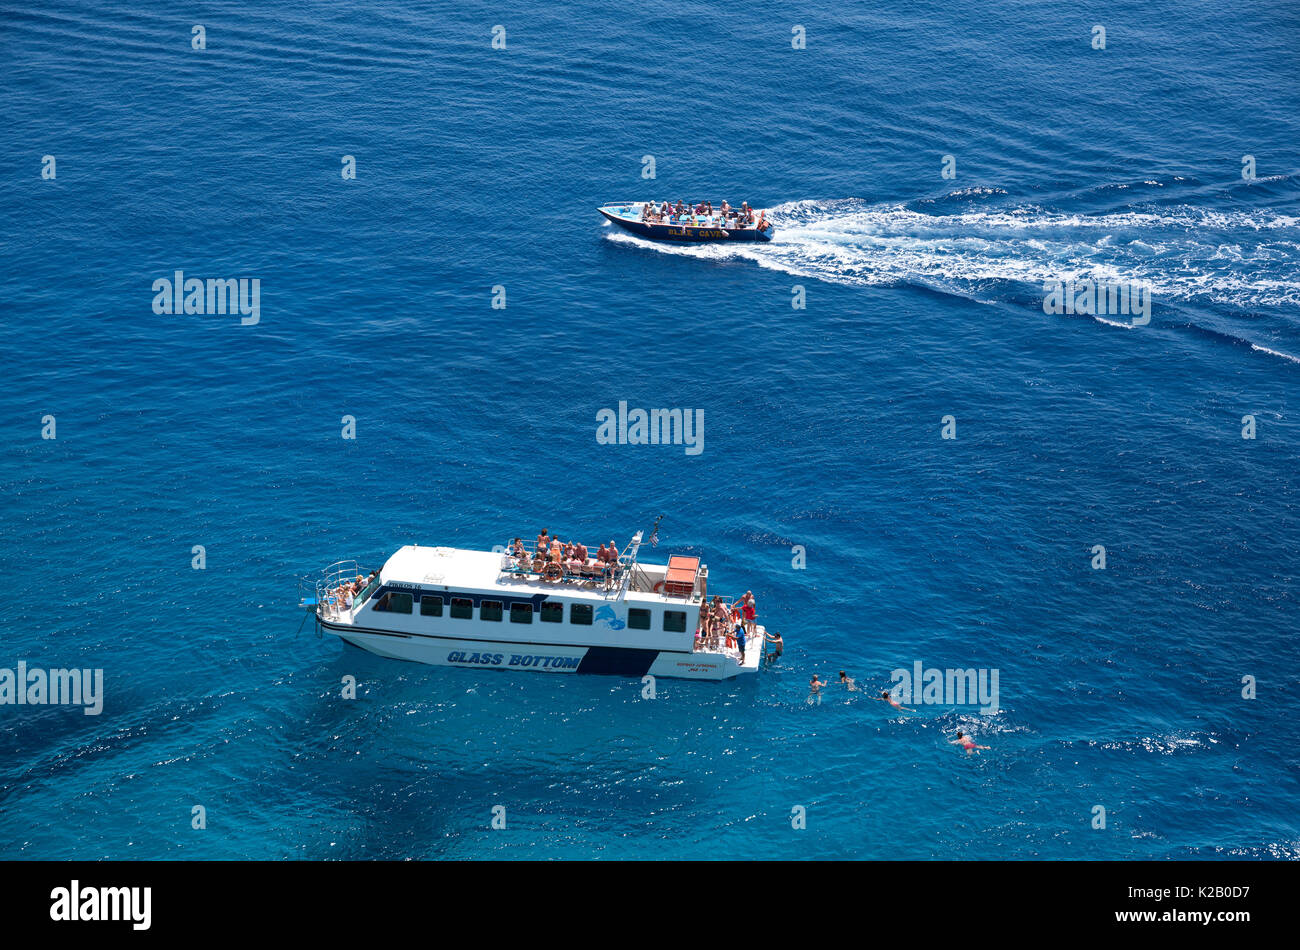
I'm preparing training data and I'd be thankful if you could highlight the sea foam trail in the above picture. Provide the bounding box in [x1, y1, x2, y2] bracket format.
[604, 198, 1300, 311]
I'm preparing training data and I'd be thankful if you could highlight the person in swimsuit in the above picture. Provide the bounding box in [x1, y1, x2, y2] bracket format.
[808, 675, 829, 705]
[603, 540, 620, 589]
[879, 689, 913, 712]
[766, 630, 783, 663]
[838, 671, 858, 691]
[712, 599, 730, 649]
[951, 731, 989, 754]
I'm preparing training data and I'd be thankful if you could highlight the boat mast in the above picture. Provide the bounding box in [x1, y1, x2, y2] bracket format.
[615, 513, 664, 600]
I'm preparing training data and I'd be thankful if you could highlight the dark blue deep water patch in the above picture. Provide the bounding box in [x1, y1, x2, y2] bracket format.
[1, 0, 1297, 859]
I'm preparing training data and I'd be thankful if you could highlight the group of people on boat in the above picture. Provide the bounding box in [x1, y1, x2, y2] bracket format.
[695, 591, 759, 658]
[641, 199, 769, 231]
[328, 570, 377, 613]
[510, 530, 622, 587]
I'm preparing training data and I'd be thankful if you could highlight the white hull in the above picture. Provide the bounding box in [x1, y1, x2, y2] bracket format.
[327, 624, 761, 681]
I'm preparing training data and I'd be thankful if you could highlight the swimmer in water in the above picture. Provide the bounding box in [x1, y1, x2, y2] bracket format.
[807, 675, 828, 705]
[768, 631, 783, 663]
[950, 730, 989, 755]
[878, 690, 914, 712]
[838, 671, 859, 692]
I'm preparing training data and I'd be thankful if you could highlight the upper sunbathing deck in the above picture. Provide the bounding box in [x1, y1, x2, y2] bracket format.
[379, 543, 709, 604]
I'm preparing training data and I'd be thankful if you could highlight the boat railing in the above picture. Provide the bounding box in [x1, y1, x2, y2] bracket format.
[306, 559, 368, 622]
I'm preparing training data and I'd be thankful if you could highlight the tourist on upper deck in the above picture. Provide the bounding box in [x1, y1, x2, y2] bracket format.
[536, 529, 550, 552]
[674, 199, 686, 215]
[755, 210, 768, 231]
[720, 199, 731, 217]
[742, 594, 757, 634]
[597, 541, 617, 588]
[574, 540, 589, 563]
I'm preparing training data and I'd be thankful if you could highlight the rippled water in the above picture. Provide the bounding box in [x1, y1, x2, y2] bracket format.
[1, 0, 1297, 859]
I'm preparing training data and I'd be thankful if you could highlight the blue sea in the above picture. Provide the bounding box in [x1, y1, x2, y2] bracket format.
[2, 0, 1297, 860]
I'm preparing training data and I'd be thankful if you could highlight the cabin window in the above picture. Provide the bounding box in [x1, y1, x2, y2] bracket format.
[450, 597, 473, 619]
[510, 603, 533, 624]
[540, 602, 563, 623]
[376, 592, 412, 615]
[570, 603, 593, 625]
[420, 597, 443, 617]
[664, 610, 687, 633]
[628, 608, 651, 630]
[480, 600, 503, 622]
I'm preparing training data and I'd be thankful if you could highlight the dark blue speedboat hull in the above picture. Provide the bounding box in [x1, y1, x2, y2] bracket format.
[598, 204, 775, 242]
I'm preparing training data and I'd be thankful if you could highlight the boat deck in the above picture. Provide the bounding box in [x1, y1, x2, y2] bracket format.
[601, 202, 766, 231]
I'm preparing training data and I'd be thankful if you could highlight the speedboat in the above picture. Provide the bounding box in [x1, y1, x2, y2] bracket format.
[299, 525, 778, 680]
[598, 202, 775, 242]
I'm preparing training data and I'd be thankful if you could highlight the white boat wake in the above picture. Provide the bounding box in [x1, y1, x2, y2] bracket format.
[605, 197, 1300, 312]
